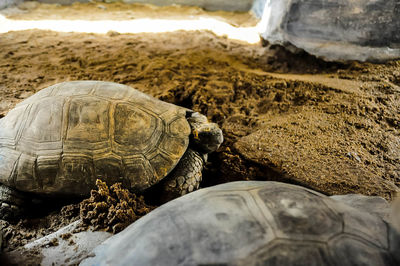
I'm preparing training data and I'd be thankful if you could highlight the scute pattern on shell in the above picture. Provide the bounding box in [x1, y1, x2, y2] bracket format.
[0, 81, 191, 196]
[81, 181, 400, 266]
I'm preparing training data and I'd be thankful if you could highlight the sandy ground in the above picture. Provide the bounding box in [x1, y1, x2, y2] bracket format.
[1, 1, 258, 26]
[0, 1, 400, 258]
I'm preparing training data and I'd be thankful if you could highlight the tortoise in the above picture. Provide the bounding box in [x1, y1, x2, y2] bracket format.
[0, 81, 223, 220]
[81, 181, 400, 266]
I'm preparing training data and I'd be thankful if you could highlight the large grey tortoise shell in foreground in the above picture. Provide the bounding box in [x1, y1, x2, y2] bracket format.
[82, 181, 400, 266]
[0, 81, 222, 198]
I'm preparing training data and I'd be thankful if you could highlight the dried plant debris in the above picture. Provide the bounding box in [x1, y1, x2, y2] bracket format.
[80, 179, 154, 233]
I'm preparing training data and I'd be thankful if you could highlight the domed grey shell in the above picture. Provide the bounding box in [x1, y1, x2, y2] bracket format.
[0, 81, 191, 196]
[81, 181, 400, 266]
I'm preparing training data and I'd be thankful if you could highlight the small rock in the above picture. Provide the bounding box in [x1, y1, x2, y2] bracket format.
[17, 1, 39, 10]
[49, 238, 59, 247]
[60, 233, 72, 240]
[346, 151, 361, 162]
[107, 31, 120, 37]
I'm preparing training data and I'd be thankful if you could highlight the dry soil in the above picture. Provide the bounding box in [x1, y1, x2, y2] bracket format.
[1, 1, 400, 255]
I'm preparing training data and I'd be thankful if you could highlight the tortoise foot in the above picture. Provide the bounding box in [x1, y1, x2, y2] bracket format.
[0, 185, 25, 222]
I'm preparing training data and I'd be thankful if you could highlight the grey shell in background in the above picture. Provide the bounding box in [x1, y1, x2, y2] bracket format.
[330, 194, 391, 222]
[81, 181, 400, 266]
[0, 81, 191, 196]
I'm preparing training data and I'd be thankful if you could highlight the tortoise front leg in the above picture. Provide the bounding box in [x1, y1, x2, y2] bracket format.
[160, 148, 205, 202]
[0, 185, 26, 221]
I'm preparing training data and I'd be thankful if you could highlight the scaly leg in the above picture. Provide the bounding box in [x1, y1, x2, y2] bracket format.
[0, 185, 26, 221]
[160, 149, 205, 202]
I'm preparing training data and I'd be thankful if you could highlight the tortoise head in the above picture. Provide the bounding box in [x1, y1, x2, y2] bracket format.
[188, 112, 223, 154]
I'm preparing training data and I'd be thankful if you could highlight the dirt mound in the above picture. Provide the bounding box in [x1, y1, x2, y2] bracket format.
[80, 180, 153, 233]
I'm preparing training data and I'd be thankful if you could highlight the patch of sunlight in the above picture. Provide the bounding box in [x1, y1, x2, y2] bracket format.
[0, 15, 261, 44]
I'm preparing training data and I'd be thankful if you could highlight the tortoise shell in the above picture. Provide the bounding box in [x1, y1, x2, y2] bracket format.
[82, 181, 400, 266]
[0, 81, 191, 196]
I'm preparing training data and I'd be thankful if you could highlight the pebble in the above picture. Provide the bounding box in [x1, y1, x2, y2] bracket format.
[346, 151, 361, 163]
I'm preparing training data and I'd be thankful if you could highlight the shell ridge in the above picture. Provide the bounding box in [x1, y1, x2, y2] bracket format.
[109, 102, 116, 155]
[10, 152, 21, 187]
[15, 104, 34, 146]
